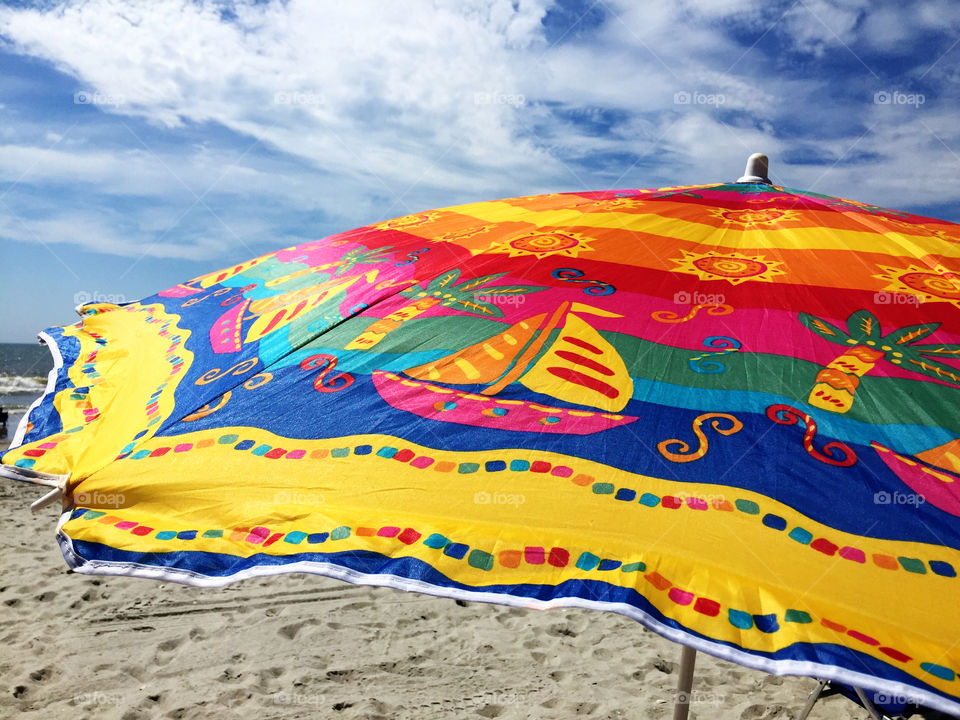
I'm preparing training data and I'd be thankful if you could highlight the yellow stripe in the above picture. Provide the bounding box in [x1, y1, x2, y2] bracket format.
[63, 428, 960, 690]
[446, 201, 960, 258]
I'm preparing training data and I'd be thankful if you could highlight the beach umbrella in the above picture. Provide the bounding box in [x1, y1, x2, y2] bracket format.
[4, 154, 960, 718]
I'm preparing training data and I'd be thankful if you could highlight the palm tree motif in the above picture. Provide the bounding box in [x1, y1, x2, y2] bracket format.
[800, 309, 960, 413]
[332, 246, 396, 276]
[264, 246, 396, 289]
[345, 268, 546, 350]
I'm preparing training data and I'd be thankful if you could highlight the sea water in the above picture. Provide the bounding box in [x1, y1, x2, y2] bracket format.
[0, 342, 54, 441]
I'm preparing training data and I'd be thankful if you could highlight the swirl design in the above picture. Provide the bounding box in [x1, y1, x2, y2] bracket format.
[766, 404, 857, 467]
[195, 358, 259, 385]
[651, 303, 734, 323]
[182, 392, 232, 421]
[396, 248, 430, 267]
[657, 413, 743, 463]
[300, 354, 354, 392]
[551, 268, 616, 296]
[689, 336, 742, 374]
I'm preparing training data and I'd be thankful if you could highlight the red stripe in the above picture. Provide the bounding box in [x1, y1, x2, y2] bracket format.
[262, 309, 287, 335]
[546, 367, 620, 399]
[560, 335, 603, 354]
[554, 350, 615, 376]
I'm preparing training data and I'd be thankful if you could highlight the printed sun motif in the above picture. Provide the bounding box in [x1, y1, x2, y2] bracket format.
[439, 226, 488, 242]
[485, 230, 595, 258]
[374, 211, 443, 231]
[670, 249, 786, 286]
[708, 207, 801, 227]
[874, 263, 960, 308]
[931, 228, 960, 245]
[583, 196, 646, 211]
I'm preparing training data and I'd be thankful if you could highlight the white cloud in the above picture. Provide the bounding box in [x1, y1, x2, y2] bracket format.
[0, 0, 956, 270]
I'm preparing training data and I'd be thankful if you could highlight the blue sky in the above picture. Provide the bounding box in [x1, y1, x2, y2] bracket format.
[1, 0, 958, 342]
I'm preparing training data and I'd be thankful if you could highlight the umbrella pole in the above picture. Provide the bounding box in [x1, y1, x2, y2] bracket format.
[796, 679, 828, 720]
[852, 686, 884, 720]
[672, 645, 697, 720]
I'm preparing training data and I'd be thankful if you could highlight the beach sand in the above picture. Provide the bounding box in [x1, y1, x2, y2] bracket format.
[0, 474, 883, 720]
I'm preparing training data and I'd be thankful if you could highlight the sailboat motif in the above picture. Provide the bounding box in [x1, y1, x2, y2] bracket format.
[374, 303, 638, 434]
[208, 275, 362, 354]
[871, 439, 960, 517]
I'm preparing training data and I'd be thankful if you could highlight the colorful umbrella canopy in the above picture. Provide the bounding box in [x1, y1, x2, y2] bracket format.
[4, 160, 960, 716]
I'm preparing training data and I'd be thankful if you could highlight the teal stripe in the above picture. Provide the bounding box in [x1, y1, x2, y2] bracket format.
[628, 377, 952, 453]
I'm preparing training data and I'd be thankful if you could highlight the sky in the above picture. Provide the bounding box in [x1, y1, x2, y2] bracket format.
[0, 0, 958, 342]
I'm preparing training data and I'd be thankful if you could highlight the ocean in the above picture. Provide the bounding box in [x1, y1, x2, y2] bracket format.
[0, 342, 54, 442]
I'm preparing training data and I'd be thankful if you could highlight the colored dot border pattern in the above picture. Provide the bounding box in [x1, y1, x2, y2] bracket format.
[69, 500, 956, 688]
[111, 432, 956, 581]
[14, 305, 187, 471]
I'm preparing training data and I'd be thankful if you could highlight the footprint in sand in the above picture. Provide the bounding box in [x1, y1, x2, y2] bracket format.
[476, 703, 505, 718]
[153, 637, 185, 667]
[545, 623, 577, 638]
[29, 667, 51, 682]
[325, 669, 356, 682]
[277, 618, 319, 640]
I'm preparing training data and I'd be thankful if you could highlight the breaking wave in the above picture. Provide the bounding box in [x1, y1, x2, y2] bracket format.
[0, 374, 47, 395]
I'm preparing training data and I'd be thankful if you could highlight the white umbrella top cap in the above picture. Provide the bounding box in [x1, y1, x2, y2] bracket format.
[737, 153, 772, 184]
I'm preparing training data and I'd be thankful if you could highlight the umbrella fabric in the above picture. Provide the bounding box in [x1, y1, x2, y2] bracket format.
[4, 182, 960, 715]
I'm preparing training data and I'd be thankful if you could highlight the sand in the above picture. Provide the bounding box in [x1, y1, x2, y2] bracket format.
[0, 469, 886, 720]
